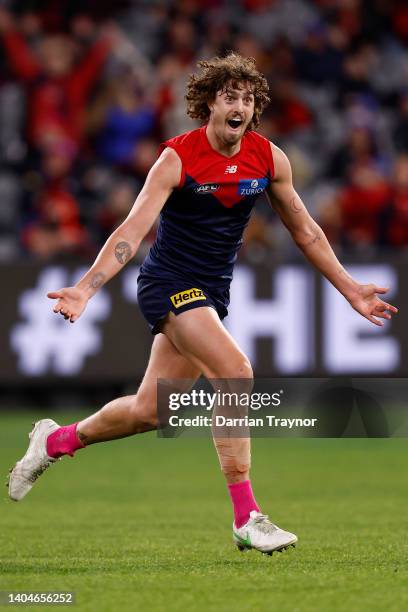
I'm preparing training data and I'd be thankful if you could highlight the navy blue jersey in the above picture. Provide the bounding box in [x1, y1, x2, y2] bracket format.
[140, 126, 274, 289]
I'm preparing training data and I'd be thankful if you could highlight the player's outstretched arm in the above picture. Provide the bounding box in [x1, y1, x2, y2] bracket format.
[266, 144, 398, 326]
[47, 147, 181, 322]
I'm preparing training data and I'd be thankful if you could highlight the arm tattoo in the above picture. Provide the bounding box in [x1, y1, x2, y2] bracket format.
[290, 196, 302, 213]
[88, 272, 106, 290]
[305, 232, 322, 248]
[114, 241, 132, 265]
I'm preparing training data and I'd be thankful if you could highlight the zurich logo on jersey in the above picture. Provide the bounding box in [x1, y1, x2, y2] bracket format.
[195, 183, 220, 194]
[238, 178, 268, 195]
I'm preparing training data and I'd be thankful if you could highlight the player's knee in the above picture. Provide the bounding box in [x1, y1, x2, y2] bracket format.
[211, 357, 253, 381]
[235, 358, 253, 381]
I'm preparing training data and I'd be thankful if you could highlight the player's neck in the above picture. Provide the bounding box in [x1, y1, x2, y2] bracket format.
[205, 124, 241, 158]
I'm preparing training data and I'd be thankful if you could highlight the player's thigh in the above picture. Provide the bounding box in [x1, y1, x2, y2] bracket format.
[161, 307, 253, 380]
[134, 332, 201, 414]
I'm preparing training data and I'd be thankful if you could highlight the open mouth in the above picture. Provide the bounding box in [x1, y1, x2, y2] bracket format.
[227, 119, 243, 129]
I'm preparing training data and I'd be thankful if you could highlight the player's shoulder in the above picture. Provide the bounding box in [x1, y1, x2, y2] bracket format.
[269, 142, 291, 176]
[244, 130, 276, 176]
[244, 130, 274, 155]
[159, 127, 202, 156]
[157, 129, 203, 188]
[245, 132, 292, 177]
[244, 130, 270, 146]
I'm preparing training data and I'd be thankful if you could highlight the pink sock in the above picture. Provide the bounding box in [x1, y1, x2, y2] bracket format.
[46, 422, 85, 458]
[228, 479, 260, 528]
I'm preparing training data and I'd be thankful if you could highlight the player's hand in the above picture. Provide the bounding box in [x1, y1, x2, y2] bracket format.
[47, 286, 89, 323]
[349, 284, 398, 327]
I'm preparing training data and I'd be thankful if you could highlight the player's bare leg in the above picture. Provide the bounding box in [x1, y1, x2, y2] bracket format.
[163, 307, 253, 482]
[76, 334, 200, 444]
[162, 307, 298, 554]
[7, 333, 200, 501]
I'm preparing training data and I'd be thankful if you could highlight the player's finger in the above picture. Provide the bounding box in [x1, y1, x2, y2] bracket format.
[47, 291, 63, 299]
[367, 314, 383, 327]
[70, 314, 77, 323]
[373, 286, 389, 295]
[375, 310, 391, 320]
[377, 301, 398, 314]
[53, 302, 63, 313]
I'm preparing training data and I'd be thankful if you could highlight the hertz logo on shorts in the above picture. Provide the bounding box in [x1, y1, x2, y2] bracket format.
[170, 288, 206, 308]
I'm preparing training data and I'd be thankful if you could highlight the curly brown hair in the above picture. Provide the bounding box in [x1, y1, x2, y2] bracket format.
[186, 52, 270, 130]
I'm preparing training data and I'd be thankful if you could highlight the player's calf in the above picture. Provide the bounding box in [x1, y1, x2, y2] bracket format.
[128, 401, 159, 434]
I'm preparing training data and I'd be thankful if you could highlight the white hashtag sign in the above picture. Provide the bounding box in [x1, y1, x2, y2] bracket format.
[10, 267, 111, 375]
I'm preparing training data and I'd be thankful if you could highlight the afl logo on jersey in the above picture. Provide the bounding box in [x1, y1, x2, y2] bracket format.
[238, 178, 268, 195]
[194, 183, 220, 195]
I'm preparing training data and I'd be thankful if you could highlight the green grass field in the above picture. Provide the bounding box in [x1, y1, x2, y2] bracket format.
[1, 412, 407, 612]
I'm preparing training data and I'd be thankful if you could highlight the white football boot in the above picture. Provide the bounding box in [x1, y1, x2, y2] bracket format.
[7, 419, 60, 501]
[233, 510, 298, 555]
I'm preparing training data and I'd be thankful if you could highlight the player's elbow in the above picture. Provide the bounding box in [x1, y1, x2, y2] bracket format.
[113, 217, 143, 251]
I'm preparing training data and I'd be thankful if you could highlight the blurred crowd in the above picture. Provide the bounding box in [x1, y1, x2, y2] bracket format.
[0, 0, 407, 263]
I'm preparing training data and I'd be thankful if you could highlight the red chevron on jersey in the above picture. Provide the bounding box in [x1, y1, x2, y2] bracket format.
[159, 126, 274, 209]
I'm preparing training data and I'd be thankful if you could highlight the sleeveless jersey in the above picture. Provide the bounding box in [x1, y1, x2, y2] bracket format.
[140, 126, 274, 289]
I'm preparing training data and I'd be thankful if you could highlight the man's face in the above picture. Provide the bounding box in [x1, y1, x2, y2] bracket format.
[208, 83, 255, 145]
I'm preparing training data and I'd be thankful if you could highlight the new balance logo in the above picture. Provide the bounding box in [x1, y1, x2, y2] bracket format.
[225, 165, 238, 174]
[170, 288, 206, 308]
